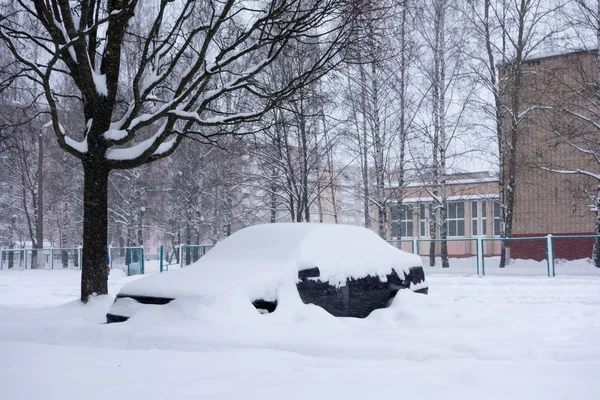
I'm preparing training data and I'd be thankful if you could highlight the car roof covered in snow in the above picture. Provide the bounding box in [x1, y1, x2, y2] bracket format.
[118, 223, 422, 300]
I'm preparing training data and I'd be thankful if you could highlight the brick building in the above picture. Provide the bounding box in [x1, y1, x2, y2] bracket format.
[387, 50, 600, 261]
[502, 50, 599, 260]
[387, 172, 501, 257]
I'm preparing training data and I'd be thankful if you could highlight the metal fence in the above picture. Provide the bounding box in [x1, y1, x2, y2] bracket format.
[388, 237, 481, 274]
[550, 235, 600, 276]
[179, 244, 215, 268]
[388, 235, 600, 277]
[3, 235, 599, 277]
[480, 237, 550, 277]
[0, 247, 82, 270]
[109, 246, 145, 276]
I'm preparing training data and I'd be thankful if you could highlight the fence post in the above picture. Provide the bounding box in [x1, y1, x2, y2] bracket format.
[476, 237, 482, 276]
[412, 237, 418, 255]
[481, 238, 486, 277]
[546, 234, 554, 278]
[159, 245, 164, 273]
[51, 248, 54, 270]
[78, 246, 82, 270]
[0, 249, 3, 270]
[141, 247, 145, 274]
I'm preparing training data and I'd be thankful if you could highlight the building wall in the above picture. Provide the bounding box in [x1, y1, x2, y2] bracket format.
[503, 51, 600, 259]
[386, 179, 502, 257]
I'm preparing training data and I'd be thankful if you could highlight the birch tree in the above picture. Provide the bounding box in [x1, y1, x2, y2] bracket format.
[460, 0, 562, 267]
[341, 0, 416, 237]
[416, 0, 472, 267]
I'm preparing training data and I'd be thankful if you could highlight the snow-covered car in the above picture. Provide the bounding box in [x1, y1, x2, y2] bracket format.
[106, 223, 428, 323]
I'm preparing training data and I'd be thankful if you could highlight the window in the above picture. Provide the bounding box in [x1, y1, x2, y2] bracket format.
[419, 203, 427, 237]
[471, 201, 478, 236]
[493, 202, 501, 236]
[481, 201, 487, 235]
[400, 205, 413, 238]
[447, 202, 465, 237]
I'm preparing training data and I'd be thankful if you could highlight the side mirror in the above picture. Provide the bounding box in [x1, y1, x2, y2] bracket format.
[298, 267, 320, 280]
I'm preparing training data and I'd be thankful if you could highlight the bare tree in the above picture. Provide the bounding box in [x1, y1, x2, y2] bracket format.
[463, 0, 564, 267]
[415, 0, 473, 267]
[0, 0, 353, 301]
[0, 113, 46, 264]
[341, 1, 419, 237]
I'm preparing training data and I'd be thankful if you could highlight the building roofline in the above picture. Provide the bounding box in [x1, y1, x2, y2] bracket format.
[498, 48, 597, 68]
[525, 48, 597, 63]
[405, 176, 499, 188]
[386, 173, 499, 190]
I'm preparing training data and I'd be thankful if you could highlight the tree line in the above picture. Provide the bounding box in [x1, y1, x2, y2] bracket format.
[1, 0, 600, 300]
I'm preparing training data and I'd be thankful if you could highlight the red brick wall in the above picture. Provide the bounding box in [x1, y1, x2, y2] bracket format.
[511, 233, 594, 261]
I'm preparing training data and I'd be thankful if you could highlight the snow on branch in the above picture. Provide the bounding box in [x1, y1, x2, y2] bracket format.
[517, 105, 551, 124]
[541, 167, 600, 182]
[42, 119, 88, 155]
[64, 135, 89, 154]
[1, 0, 352, 172]
[105, 123, 169, 161]
[551, 127, 600, 166]
[564, 109, 600, 132]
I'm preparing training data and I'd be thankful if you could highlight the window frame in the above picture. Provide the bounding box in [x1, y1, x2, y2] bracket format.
[471, 200, 478, 236]
[446, 201, 465, 237]
[493, 201, 501, 236]
[399, 204, 414, 238]
[481, 201, 487, 236]
[419, 203, 427, 237]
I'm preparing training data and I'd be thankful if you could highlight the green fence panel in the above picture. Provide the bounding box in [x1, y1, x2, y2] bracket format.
[109, 246, 145, 276]
[481, 237, 550, 277]
[549, 235, 600, 277]
[180, 244, 215, 267]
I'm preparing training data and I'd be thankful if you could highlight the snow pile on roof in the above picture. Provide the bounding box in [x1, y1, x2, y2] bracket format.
[118, 223, 422, 300]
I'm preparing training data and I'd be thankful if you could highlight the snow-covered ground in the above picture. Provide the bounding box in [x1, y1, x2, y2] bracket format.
[0, 266, 599, 399]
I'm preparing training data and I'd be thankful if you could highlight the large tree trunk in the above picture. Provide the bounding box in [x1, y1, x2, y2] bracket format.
[80, 164, 110, 303]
